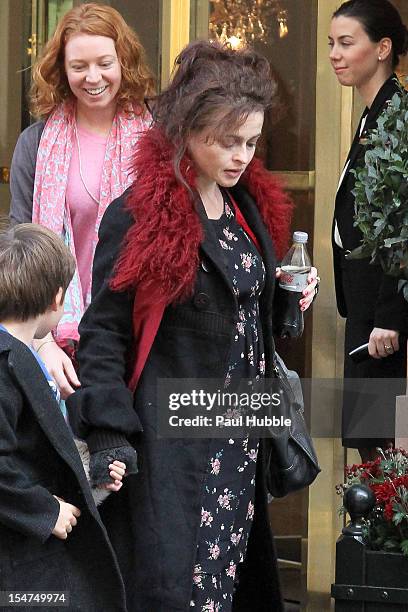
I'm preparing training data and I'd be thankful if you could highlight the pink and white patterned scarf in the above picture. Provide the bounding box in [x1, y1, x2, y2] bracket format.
[32, 101, 150, 347]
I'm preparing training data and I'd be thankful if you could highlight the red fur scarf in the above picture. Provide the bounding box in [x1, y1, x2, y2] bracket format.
[111, 127, 293, 305]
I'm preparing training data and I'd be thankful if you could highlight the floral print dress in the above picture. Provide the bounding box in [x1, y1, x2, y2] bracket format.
[190, 196, 266, 612]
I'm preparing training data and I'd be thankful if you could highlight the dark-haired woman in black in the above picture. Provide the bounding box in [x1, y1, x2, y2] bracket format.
[329, 0, 408, 461]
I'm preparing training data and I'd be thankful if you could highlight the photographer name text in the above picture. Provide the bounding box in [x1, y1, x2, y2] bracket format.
[168, 414, 291, 428]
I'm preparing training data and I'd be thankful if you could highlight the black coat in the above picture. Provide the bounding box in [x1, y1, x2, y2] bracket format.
[332, 74, 408, 446]
[68, 184, 287, 612]
[333, 74, 408, 336]
[0, 332, 126, 612]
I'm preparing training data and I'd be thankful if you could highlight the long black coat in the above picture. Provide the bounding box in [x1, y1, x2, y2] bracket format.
[68, 180, 289, 611]
[0, 332, 126, 612]
[332, 74, 408, 446]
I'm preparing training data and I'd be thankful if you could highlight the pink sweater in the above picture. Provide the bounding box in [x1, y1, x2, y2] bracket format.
[66, 126, 108, 301]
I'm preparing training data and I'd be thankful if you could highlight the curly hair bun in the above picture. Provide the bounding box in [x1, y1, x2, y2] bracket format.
[153, 40, 275, 141]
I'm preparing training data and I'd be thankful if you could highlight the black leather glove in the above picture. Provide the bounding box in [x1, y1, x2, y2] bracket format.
[89, 445, 138, 487]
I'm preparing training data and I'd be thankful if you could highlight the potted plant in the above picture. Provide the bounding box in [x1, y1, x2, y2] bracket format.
[332, 449, 408, 610]
[349, 80, 408, 298]
[338, 447, 408, 555]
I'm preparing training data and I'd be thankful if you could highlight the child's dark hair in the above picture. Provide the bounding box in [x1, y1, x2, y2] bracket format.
[148, 40, 275, 183]
[333, 0, 408, 68]
[0, 223, 75, 321]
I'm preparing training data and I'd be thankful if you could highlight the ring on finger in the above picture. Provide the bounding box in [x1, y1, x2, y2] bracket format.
[384, 345, 393, 353]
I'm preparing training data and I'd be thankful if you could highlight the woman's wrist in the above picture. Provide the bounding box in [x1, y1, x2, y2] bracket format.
[87, 429, 130, 454]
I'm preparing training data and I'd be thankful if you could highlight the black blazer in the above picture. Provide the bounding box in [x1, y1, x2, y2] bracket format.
[332, 74, 408, 332]
[0, 332, 126, 611]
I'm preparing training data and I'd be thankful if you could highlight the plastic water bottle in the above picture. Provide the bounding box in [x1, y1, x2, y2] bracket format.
[275, 231, 311, 338]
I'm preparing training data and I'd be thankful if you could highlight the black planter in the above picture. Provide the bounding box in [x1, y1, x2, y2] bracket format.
[331, 485, 408, 611]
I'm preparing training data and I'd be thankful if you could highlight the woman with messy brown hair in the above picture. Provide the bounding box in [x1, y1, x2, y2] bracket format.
[10, 3, 154, 400]
[68, 40, 319, 611]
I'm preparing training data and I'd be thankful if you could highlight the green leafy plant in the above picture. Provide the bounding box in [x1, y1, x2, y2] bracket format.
[349, 80, 408, 299]
[336, 448, 408, 555]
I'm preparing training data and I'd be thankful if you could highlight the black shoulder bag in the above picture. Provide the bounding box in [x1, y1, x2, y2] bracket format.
[264, 352, 320, 498]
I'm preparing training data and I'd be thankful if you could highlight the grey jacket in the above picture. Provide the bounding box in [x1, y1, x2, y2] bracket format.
[9, 120, 44, 224]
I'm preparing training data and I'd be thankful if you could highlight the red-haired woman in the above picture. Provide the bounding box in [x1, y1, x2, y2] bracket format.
[68, 41, 319, 611]
[10, 3, 154, 398]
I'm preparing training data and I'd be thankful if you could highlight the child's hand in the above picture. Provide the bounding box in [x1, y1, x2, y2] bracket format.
[98, 460, 127, 492]
[52, 496, 81, 540]
[89, 446, 137, 487]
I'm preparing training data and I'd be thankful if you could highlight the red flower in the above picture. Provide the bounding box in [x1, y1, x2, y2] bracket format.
[384, 502, 394, 521]
[394, 475, 408, 489]
[370, 481, 396, 504]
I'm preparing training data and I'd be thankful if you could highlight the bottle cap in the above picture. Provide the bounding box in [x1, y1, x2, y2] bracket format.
[293, 231, 308, 243]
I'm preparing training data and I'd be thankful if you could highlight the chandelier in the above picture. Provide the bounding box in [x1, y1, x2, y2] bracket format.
[209, 0, 289, 50]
